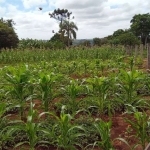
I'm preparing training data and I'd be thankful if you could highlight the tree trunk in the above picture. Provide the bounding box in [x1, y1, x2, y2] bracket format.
[147, 43, 150, 69]
[135, 45, 138, 59]
[125, 45, 130, 55]
[140, 44, 143, 59]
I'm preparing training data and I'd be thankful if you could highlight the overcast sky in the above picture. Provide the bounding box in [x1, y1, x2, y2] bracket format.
[0, 0, 149, 40]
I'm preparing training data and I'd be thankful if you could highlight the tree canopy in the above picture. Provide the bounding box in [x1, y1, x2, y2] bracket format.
[49, 8, 77, 47]
[59, 20, 78, 46]
[0, 18, 19, 49]
[130, 13, 150, 45]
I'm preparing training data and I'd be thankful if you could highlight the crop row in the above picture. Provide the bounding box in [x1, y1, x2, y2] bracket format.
[0, 59, 150, 149]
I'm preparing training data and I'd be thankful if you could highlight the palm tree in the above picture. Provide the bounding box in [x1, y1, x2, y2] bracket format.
[59, 20, 78, 47]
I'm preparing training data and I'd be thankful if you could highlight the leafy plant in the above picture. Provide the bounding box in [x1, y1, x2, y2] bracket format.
[40, 105, 85, 150]
[38, 72, 62, 113]
[124, 111, 150, 150]
[92, 119, 115, 150]
[5, 65, 30, 120]
[117, 69, 147, 111]
[86, 76, 111, 115]
[63, 79, 83, 114]
[12, 102, 45, 150]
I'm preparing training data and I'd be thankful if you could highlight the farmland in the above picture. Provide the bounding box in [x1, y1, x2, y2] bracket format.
[0, 46, 150, 150]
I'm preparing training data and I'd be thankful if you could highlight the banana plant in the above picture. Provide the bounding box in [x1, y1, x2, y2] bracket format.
[5, 65, 30, 121]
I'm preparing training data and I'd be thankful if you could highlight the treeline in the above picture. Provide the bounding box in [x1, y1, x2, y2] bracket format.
[0, 13, 150, 50]
[93, 13, 150, 47]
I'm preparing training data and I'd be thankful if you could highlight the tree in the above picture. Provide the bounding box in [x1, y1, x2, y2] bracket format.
[93, 38, 101, 46]
[0, 19, 19, 49]
[50, 33, 72, 46]
[49, 8, 76, 47]
[0, 18, 15, 29]
[118, 32, 140, 46]
[59, 20, 78, 46]
[113, 29, 125, 37]
[130, 13, 150, 45]
[49, 9, 74, 26]
[109, 38, 120, 46]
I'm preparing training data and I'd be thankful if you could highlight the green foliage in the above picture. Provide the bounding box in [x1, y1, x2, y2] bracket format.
[109, 38, 120, 46]
[60, 20, 78, 46]
[130, 13, 150, 45]
[125, 111, 150, 149]
[38, 72, 62, 113]
[93, 38, 101, 46]
[93, 119, 115, 150]
[40, 106, 85, 150]
[50, 33, 71, 46]
[0, 19, 19, 49]
[5, 65, 30, 120]
[81, 40, 91, 47]
[86, 76, 111, 115]
[18, 38, 65, 50]
[117, 68, 147, 112]
[113, 29, 125, 37]
[118, 32, 140, 46]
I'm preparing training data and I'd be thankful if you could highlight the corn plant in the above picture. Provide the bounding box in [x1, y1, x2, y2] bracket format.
[63, 79, 83, 114]
[92, 119, 115, 150]
[124, 111, 150, 150]
[83, 60, 89, 75]
[5, 65, 30, 120]
[0, 103, 17, 149]
[86, 76, 111, 115]
[11, 102, 46, 150]
[117, 69, 147, 111]
[38, 72, 62, 113]
[40, 105, 85, 150]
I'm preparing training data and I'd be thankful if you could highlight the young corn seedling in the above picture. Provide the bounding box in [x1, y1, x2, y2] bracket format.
[38, 72, 62, 113]
[5, 65, 30, 121]
[117, 69, 147, 112]
[0, 102, 21, 149]
[124, 111, 150, 150]
[83, 60, 89, 75]
[40, 105, 85, 150]
[86, 76, 111, 116]
[64, 79, 83, 114]
[12, 102, 45, 150]
[92, 119, 115, 150]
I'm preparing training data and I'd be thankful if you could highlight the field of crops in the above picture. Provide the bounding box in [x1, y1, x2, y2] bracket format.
[0, 46, 150, 150]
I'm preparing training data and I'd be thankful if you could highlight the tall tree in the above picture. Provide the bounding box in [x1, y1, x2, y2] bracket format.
[0, 18, 15, 29]
[49, 8, 76, 46]
[0, 18, 19, 49]
[59, 20, 78, 46]
[130, 13, 150, 45]
[49, 9, 74, 26]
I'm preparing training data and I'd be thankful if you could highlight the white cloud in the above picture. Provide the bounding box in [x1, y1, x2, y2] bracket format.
[0, 0, 5, 3]
[22, 0, 47, 9]
[0, 6, 6, 15]
[2, 0, 149, 39]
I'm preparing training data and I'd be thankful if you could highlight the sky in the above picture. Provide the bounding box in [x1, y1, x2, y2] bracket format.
[0, 0, 149, 40]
